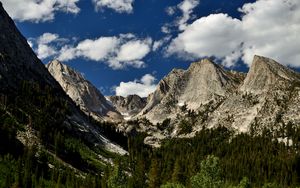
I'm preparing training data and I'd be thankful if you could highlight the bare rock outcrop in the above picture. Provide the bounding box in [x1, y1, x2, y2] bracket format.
[107, 95, 146, 120]
[46, 60, 122, 122]
[139, 59, 244, 123]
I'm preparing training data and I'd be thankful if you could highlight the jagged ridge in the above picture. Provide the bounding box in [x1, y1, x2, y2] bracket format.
[107, 95, 146, 120]
[46, 60, 122, 122]
[139, 58, 243, 123]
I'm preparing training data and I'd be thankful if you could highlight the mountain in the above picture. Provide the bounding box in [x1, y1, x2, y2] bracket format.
[107, 95, 146, 120]
[206, 55, 300, 133]
[46, 60, 123, 122]
[139, 58, 244, 123]
[119, 55, 300, 147]
[240, 55, 300, 94]
[0, 1, 125, 159]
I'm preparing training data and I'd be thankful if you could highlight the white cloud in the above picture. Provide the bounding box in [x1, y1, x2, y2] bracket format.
[57, 45, 77, 62]
[56, 0, 81, 14]
[177, 0, 200, 31]
[153, 36, 171, 51]
[74, 35, 152, 69]
[116, 38, 152, 62]
[37, 44, 57, 59]
[93, 0, 134, 13]
[166, 6, 176, 16]
[161, 0, 200, 34]
[76, 37, 119, 61]
[168, 14, 243, 59]
[29, 33, 65, 60]
[161, 25, 171, 34]
[30, 33, 152, 69]
[115, 74, 157, 97]
[37, 33, 59, 44]
[140, 74, 156, 85]
[168, 0, 300, 67]
[1, 0, 80, 22]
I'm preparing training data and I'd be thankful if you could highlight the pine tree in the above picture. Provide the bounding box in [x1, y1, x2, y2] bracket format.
[148, 159, 160, 188]
[190, 155, 223, 188]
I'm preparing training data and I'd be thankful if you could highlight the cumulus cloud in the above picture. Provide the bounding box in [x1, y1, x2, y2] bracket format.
[37, 33, 59, 44]
[115, 74, 157, 97]
[1, 0, 80, 22]
[76, 37, 119, 61]
[167, 0, 300, 67]
[73, 35, 152, 69]
[37, 44, 57, 59]
[116, 38, 152, 62]
[57, 46, 77, 62]
[93, 0, 134, 13]
[28, 33, 68, 60]
[168, 14, 243, 59]
[30, 33, 153, 69]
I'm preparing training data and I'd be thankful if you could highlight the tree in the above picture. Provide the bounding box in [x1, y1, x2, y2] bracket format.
[160, 182, 185, 188]
[237, 177, 250, 188]
[190, 155, 223, 188]
[107, 165, 127, 188]
[148, 159, 160, 188]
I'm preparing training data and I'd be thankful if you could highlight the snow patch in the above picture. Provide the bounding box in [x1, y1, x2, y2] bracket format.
[124, 116, 132, 120]
[177, 101, 185, 107]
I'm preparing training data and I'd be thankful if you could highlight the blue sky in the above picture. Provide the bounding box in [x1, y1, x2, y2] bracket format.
[2, 0, 300, 97]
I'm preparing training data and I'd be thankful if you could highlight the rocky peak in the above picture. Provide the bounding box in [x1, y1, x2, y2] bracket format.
[47, 60, 122, 122]
[107, 94, 147, 119]
[185, 58, 236, 96]
[189, 58, 214, 69]
[140, 58, 242, 123]
[240, 55, 300, 94]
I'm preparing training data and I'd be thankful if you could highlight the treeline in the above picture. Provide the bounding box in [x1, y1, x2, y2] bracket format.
[2, 80, 300, 187]
[126, 125, 300, 187]
[0, 81, 124, 187]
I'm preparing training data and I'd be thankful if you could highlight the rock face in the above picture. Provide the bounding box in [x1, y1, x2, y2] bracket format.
[240, 55, 300, 94]
[139, 59, 244, 123]
[46, 60, 122, 122]
[107, 95, 146, 119]
[120, 55, 300, 147]
[205, 55, 300, 133]
[0, 3, 126, 155]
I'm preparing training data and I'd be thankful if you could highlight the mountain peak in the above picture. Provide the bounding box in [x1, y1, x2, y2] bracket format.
[189, 58, 215, 69]
[240, 55, 299, 93]
[49, 59, 63, 67]
[107, 95, 147, 119]
[47, 60, 122, 121]
[140, 57, 241, 123]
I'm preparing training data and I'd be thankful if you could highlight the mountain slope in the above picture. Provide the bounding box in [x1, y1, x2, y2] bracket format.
[46, 60, 123, 122]
[205, 55, 300, 133]
[107, 95, 146, 120]
[139, 59, 244, 123]
[240, 55, 300, 93]
[0, 2, 126, 157]
[119, 56, 300, 147]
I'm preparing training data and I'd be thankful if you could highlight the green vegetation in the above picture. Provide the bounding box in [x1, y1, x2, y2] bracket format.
[0, 81, 124, 187]
[178, 119, 193, 134]
[125, 124, 300, 188]
[2, 81, 300, 187]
